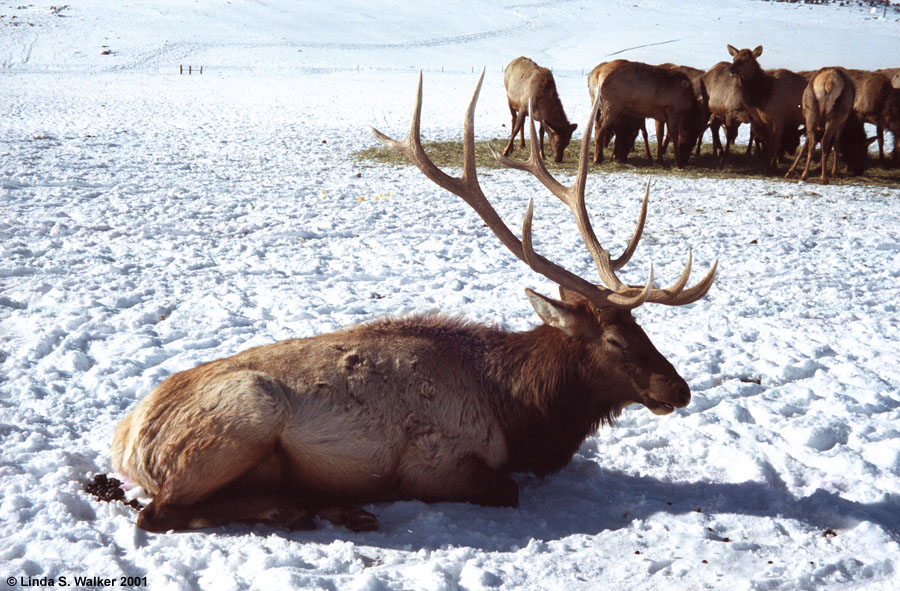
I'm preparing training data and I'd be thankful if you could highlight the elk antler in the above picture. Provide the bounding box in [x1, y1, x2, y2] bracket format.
[367, 70, 717, 309]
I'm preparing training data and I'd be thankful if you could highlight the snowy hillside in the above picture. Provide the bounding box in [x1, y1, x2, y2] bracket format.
[2, 1, 900, 590]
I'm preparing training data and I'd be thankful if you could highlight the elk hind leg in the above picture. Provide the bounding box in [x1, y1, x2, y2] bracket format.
[820, 122, 839, 184]
[785, 133, 809, 179]
[138, 490, 315, 533]
[504, 108, 527, 156]
[130, 370, 296, 532]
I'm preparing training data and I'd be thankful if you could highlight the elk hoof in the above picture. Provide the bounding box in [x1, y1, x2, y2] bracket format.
[345, 507, 380, 532]
[317, 505, 380, 532]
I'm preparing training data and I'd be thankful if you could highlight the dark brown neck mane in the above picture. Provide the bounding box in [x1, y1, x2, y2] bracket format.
[737, 64, 773, 111]
[486, 325, 622, 476]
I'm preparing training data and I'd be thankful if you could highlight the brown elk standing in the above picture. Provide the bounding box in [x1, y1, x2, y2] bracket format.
[785, 67, 857, 184]
[587, 63, 651, 163]
[591, 59, 703, 168]
[727, 45, 807, 172]
[702, 61, 751, 161]
[110, 71, 717, 533]
[503, 56, 578, 163]
[845, 69, 900, 163]
[657, 63, 709, 160]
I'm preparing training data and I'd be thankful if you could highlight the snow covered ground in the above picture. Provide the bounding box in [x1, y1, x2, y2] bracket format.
[2, 1, 900, 589]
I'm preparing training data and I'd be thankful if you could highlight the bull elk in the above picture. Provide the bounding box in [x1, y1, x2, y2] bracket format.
[591, 59, 703, 168]
[110, 71, 717, 533]
[503, 56, 577, 163]
[727, 45, 807, 171]
[785, 67, 857, 184]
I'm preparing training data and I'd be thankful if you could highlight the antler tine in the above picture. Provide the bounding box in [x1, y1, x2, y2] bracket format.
[369, 70, 626, 305]
[491, 91, 630, 292]
[368, 71, 716, 310]
[489, 90, 717, 308]
[611, 179, 649, 271]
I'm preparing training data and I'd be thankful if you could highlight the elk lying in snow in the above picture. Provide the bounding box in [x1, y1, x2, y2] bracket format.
[702, 61, 751, 161]
[845, 68, 900, 163]
[111, 71, 717, 533]
[591, 59, 703, 168]
[785, 67, 857, 184]
[727, 45, 807, 171]
[587, 63, 651, 163]
[503, 56, 578, 163]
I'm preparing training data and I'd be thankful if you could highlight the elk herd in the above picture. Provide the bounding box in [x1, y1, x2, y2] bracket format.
[504, 47, 900, 184]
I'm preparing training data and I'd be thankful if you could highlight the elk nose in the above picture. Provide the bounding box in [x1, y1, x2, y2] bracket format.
[673, 381, 691, 408]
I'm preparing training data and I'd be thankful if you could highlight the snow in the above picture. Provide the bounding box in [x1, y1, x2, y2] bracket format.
[2, 1, 900, 589]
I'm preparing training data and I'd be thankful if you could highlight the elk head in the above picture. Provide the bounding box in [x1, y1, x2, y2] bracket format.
[369, 71, 717, 417]
[548, 121, 578, 163]
[727, 44, 763, 81]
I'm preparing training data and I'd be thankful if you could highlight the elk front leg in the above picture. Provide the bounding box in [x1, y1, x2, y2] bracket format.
[538, 121, 547, 160]
[593, 116, 605, 164]
[316, 505, 380, 532]
[411, 455, 519, 508]
[655, 119, 666, 161]
[639, 120, 651, 159]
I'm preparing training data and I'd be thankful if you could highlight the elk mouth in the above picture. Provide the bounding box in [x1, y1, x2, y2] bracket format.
[644, 398, 677, 415]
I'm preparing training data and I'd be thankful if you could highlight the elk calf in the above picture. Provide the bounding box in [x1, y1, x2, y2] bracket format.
[786, 67, 856, 184]
[110, 72, 717, 533]
[503, 56, 577, 163]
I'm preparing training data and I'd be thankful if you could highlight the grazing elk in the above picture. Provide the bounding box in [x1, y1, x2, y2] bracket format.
[503, 56, 578, 163]
[658, 63, 709, 159]
[111, 72, 717, 533]
[785, 67, 857, 184]
[845, 69, 900, 163]
[702, 61, 751, 161]
[727, 45, 807, 171]
[587, 63, 651, 163]
[591, 59, 703, 168]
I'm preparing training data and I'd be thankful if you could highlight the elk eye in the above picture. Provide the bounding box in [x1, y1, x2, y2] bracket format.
[606, 337, 625, 352]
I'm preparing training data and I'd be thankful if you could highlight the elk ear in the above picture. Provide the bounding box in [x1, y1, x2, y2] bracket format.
[752, 45, 763, 58]
[558, 286, 587, 304]
[569, 123, 578, 133]
[525, 288, 583, 337]
[866, 136, 878, 147]
[727, 44, 739, 57]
